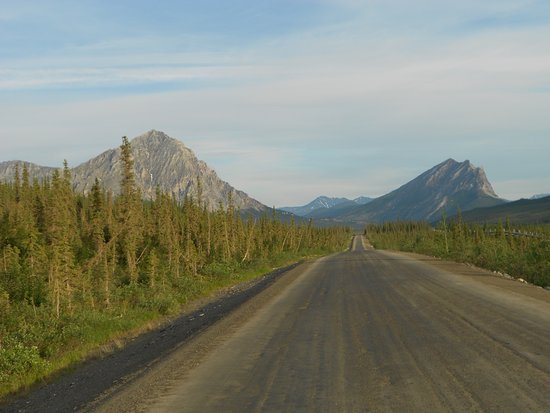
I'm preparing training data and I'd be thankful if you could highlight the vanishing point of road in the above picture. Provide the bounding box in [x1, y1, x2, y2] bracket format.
[91, 235, 550, 412]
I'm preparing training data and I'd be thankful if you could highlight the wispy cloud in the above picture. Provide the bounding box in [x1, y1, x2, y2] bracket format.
[0, 64, 261, 90]
[1, 1, 549, 204]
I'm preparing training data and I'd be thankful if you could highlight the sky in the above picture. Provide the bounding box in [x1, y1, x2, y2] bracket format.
[1, 0, 549, 206]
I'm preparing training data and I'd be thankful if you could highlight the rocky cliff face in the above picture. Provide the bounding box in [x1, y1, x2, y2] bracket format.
[339, 159, 505, 224]
[0, 161, 56, 183]
[0, 130, 266, 212]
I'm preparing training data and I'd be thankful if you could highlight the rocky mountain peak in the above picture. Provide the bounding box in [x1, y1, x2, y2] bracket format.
[133, 129, 181, 146]
[422, 159, 498, 198]
[74, 131, 266, 211]
[0, 131, 266, 213]
[337, 158, 505, 224]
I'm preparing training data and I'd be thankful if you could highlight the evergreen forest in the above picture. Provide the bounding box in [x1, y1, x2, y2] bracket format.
[366, 219, 550, 288]
[0, 137, 351, 397]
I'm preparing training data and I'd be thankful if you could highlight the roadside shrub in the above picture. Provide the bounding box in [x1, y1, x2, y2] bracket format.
[0, 336, 50, 386]
[367, 222, 550, 287]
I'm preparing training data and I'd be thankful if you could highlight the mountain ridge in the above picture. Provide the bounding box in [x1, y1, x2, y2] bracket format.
[456, 195, 550, 224]
[0, 130, 266, 212]
[314, 158, 505, 226]
[530, 193, 550, 200]
[281, 195, 373, 217]
[0, 141, 515, 225]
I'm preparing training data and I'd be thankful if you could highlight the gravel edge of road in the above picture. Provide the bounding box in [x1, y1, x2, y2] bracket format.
[96, 238, 550, 412]
[378, 249, 550, 303]
[0, 260, 308, 413]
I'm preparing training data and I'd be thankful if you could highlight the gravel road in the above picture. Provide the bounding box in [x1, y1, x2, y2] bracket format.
[4, 236, 550, 412]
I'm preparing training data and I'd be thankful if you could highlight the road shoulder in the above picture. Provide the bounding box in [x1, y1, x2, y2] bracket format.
[87, 257, 330, 413]
[381, 250, 550, 304]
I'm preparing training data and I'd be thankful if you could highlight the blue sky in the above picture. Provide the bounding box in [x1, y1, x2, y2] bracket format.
[1, 0, 549, 206]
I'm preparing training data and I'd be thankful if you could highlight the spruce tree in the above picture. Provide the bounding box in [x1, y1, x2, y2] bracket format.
[46, 169, 77, 317]
[118, 136, 142, 284]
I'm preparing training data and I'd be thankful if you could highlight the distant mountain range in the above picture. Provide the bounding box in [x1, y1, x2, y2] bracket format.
[530, 193, 550, 200]
[1, 133, 543, 226]
[0, 130, 266, 212]
[457, 195, 550, 224]
[308, 159, 506, 226]
[280, 195, 373, 217]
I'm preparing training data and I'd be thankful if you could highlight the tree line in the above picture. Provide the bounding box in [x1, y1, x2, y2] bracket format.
[365, 218, 550, 288]
[0, 137, 351, 396]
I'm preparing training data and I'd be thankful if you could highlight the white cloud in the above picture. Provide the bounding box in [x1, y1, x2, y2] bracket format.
[1, 1, 549, 204]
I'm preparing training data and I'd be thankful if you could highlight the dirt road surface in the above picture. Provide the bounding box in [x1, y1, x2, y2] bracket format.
[95, 236, 550, 412]
[3, 236, 550, 412]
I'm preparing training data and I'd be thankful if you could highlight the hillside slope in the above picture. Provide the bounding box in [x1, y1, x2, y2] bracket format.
[0, 130, 267, 212]
[323, 159, 505, 225]
[458, 195, 550, 224]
